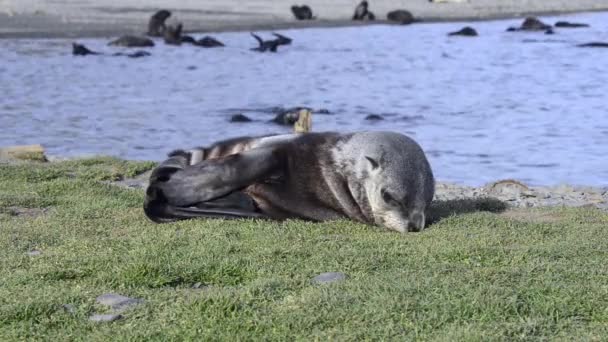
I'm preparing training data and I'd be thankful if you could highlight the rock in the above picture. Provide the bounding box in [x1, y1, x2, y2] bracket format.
[0, 144, 47, 162]
[61, 304, 76, 314]
[96, 293, 143, 312]
[365, 114, 384, 121]
[293, 109, 312, 133]
[230, 114, 252, 122]
[312, 272, 347, 284]
[486, 179, 530, 201]
[316, 108, 331, 114]
[387, 10, 415, 25]
[555, 21, 589, 28]
[544, 28, 555, 35]
[89, 314, 123, 322]
[27, 249, 42, 256]
[108, 35, 154, 48]
[448, 26, 478, 37]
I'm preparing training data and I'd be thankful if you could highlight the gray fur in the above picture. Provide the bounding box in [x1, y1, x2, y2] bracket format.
[144, 131, 435, 233]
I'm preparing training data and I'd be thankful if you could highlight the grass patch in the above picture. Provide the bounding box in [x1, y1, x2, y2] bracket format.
[1, 159, 607, 340]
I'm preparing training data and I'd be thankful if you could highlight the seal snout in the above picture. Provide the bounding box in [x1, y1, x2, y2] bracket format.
[408, 211, 426, 232]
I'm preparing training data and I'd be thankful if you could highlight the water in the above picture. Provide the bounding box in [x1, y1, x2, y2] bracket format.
[1, 12, 607, 186]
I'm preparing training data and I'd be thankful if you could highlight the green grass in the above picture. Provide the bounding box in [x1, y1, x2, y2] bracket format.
[1, 158, 607, 341]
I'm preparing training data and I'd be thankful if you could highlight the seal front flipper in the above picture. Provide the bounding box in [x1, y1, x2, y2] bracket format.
[145, 146, 282, 222]
[156, 146, 281, 206]
[250, 32, 264, 50]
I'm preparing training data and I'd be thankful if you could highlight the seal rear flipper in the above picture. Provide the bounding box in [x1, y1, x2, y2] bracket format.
[144, 186, 268, 223]
[146, 203, 269, 223]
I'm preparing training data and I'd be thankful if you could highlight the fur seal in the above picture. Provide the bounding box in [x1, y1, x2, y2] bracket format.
[352, 1, 375, 21]
[448, 26, 478, 37]
[108, 35, 155, 48]
[250, 32, 292, 52]
[578, 42, 608, 48]
[195, 36, 225, 47]
[147, 10, 172, 37]
[506, 17, 552, 32]
[291, 5, 315, 20]
[164, 23, 183, 45]
[144, 131, 435, 233]
[72, 43, 100, 56]
[554, 21, 589, 28]
[387, 10, 415, 25]
[72, 43, 150, 58]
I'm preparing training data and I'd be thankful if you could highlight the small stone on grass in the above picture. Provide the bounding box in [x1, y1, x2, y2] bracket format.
[312, 272, 347, 284]
[96, 293, 143, 312]
[89, 314, 123, 322]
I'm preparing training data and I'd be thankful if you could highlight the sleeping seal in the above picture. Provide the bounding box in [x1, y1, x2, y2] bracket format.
[144, 131, 435, 233]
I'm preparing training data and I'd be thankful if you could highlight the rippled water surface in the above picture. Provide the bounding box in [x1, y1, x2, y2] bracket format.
[1, 12, 607, 186]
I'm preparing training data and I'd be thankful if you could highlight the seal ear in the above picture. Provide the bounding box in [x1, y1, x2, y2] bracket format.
[365, 156, 379, 170]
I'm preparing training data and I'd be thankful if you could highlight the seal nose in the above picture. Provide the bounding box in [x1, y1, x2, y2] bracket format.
[407, 222, 421, 232]
[407, 211, 426, 232]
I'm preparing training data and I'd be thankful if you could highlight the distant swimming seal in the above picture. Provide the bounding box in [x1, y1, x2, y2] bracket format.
[72, 43, 151, 58]
[250, 32, 292, 52]
[554, 21, 589, 28]
[195, 36, 225, 47]
[147, 10, 171, 37]
[352, 1, 375, 21]
[578, 42, 608, 48]
[144, 131, 435, 233]
[291, 5, 315, 20]
[72, 43, 100, 56]
[506, 17, 552, 32]
[448, 26, 478, 37]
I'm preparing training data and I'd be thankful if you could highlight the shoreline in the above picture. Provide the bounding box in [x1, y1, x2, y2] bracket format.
[1, 1, 608, 39]
[2, 153, 605, 211]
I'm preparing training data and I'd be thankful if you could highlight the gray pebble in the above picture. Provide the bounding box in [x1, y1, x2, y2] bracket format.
[96, 293, 143, 312]
[89, 314, 123, 322]
[312, 272, 347, 284]
[61, 304, 76, 314]
[27, 250, 42, 256]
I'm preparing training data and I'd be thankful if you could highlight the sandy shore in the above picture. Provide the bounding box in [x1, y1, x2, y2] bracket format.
[2, 0, 608, 38]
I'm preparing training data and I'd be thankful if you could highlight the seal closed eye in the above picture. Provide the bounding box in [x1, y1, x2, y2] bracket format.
[144, 131, 435, 233]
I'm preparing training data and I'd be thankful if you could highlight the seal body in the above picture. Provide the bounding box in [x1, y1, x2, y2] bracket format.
[147, 10, 171, 37]
[145, 131, 435, 232]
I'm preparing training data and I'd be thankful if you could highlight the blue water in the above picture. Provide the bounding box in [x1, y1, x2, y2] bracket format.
[1, 12, 607, 186]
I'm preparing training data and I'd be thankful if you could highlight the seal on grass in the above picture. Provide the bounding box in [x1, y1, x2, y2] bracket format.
[144, 131, 435, 233]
